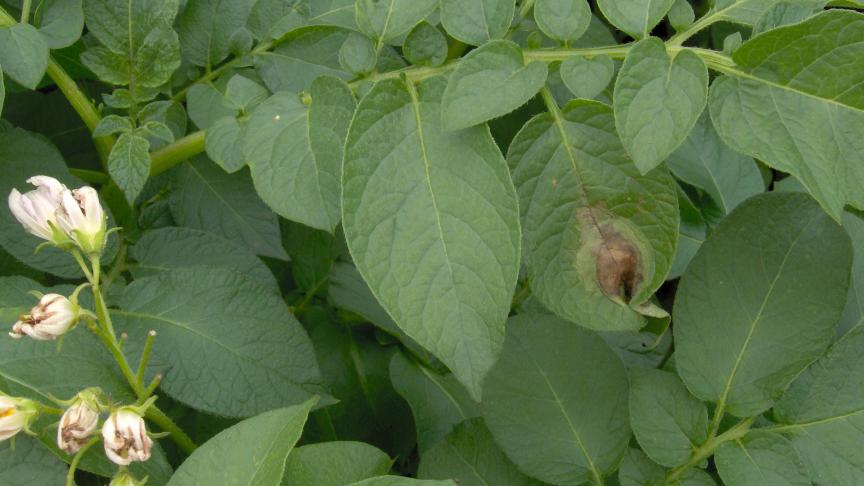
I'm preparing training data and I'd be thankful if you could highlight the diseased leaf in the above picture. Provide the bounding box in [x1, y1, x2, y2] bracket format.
[442, 40, 548, 131]
[284, 441, 392, 486]
[440, 0, 515, 46]
[508, 99, 678, 331]
[709, 10, 864, 219]
[675, 193, 852, 418]
[614, 37, 708, 173]
[666, 111, 763, 214]
[355, 0, 438, 49]
[773, 325, 864, 486]
[178, 0, 254, 67]
[342, 76, 521, 399]
[109, 132, 151, 204]
[534, 0, 592, 42]
[244, 77, 354, 232]
[169, 157, 288, 260]
[168, 399, 317, 485]
[559, 55, 615, 100]
[390, 352, 480, 453]
[483, 314, 630, 485]
[715, 432, 810, 486]
[0, 24, 48, 89]
[419, 418, 544, 486]
[629, 368, 709, 468]
[597, 0, 676, 39]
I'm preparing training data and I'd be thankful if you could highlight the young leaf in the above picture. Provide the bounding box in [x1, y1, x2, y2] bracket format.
[169, 157, 289, 260]
[244, 76, 355, 232]
[442, 40, 548, 131]
[403, 22, 447, 67]
[33, 0, 85, 49]
[614, 37, 708, 174]
[178, 0, 253, 67]
[709, 10, 864, 220]
[284, 442, 392, 486]
[668, 0, 695, 31]
[666, 112, 763, 214]
[482, 314, 631, 485]
[390, 353, 481, 453]
[534, 0, 592, 43]
[715, 431, 810, 486]
[629, 368, 709, 468]
[559, 55, 615, 100]
[772, 325, 864, 485]
[115, 268, 327, 417]
[342, 77, 521, 400]
[674, 193, 852, 418]
[440, 0, 515, 46]
[418, 418, 544, 486]
[339, 32, 377, 74]
[168, 398, 317, 485]
[355, 0, 438, 50]
[508, 99, 678, 332]
[0, 24, 48, 89]
[130, 226, 278, 290]
[108, 132, 151, 204]
[82, 0, 180, 89]
[597, 0, 676, 39]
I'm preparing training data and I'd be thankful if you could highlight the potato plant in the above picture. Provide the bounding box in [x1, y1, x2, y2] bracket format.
[0, 0, 862, 485]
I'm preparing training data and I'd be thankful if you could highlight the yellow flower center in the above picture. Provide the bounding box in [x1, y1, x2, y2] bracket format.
[0, 407, 16, 418]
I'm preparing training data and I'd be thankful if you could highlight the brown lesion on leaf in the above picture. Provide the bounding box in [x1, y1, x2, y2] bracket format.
[594, 224, 643, 302]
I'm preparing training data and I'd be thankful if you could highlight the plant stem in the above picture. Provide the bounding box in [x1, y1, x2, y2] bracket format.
[66, 437, 99, 486]
[149, 131, 206, 175]
[19, 0, 31, 23]
[136, 331, 156, 385]
[172, 40, 274, 102]
[666, 416, 756, 482]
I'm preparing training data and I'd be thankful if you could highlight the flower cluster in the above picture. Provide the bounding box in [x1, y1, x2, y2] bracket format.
[8, 175, 107, 256]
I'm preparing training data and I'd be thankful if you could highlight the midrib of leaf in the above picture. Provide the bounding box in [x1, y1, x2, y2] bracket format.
[126, 0, 136, 95]
[530, 355, 604, 485]
[404, 80, 476, 384]
[375, 0, 396, 52]
[773, 408, 864, 431]
[735, 439, 765, 478]
[711, 213, 820, 424]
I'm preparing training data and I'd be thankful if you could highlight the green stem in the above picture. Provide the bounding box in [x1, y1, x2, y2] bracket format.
[666, 417, 756, 482]
[667, 2, 740, 47]
[136, 331, 156, 385]
[145, 406, 197, 453]
[66, 437, 99, 486]
[149, 131, 206, 176]
[19, 0, 31, 23]
[172, 40, 274, 102]
[71, 250, 94, 282]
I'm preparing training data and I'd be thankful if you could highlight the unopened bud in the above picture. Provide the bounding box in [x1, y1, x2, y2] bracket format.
[9, 294, 79, 341]
[57, 394, 100, 453]
[102, 408, 152, 465]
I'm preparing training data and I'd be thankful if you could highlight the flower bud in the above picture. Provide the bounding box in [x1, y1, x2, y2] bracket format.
[0, 396, 38, 441]
[57, 186, 107, 256]
[9, 294, 79, 341]
[7, 176, 69, 243]
[57, 396, 100, 453]
[102, 408, 152, 465]
[109, 470, 147, 486]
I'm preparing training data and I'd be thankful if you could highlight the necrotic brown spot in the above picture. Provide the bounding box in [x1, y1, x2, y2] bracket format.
[595, 227, 642, 301]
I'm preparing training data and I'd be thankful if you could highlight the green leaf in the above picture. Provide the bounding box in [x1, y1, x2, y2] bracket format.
[389, 352, 480, 453]
[178, 0, 253, 67]
[707, 0, 826, 26]
[0, 24, 48, 89]
[109, 132, 151, 204]
[244, 77, 354, 232]
[82, 0, 181, 88]
[93, 114, 134, 137]
[342, 77, 521, 399]
[669, 187, 707, 279]
[403, 21, 447, 67]
[668, 0, 695, 31]
[442, 40, 548, 130]
[709, 10, 864, 220]
[339, 32, 377, 74]
[284, 441, 392, 486]
[283, 222, 340, 290]
[534, 0, 592, 42]
[168, 398, 317, 485]
[440, 0, 515, 46]
[618, 448, 715, 486]
[355, 0, 438, 49]
[34, 0, 85, 48]
[839, 212, 864, 337]
[559, 55, 615, 100]
[0, 436, 68, 486]
[350, 478, 456, 486]
[715, 431, 810, 486]
[0, 65, 4, 115]
[597, 0, 676, 39]
[224, 74, 268, 112]
[169, 157, 289, 260]
[115, 267, 325, 417]
[752, 2, 818, 34]
[629, 368, 709, 468]
[482, 314, 631, 485]
[614, 37, 708, 173]
[205, 116, 249, 173]
[187, 83, 236, 130]
[130, 226, 278, 290]
[772, 325, 864, 485]
[666, 112, 763, 214]
[674, 193, 852, 418]
[419, 418, 544, 486]
[254, 26, 352, 93]
[247, 0, 301, 40]
[508, 99, 678, 331]
[0, 128, 83, 278]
